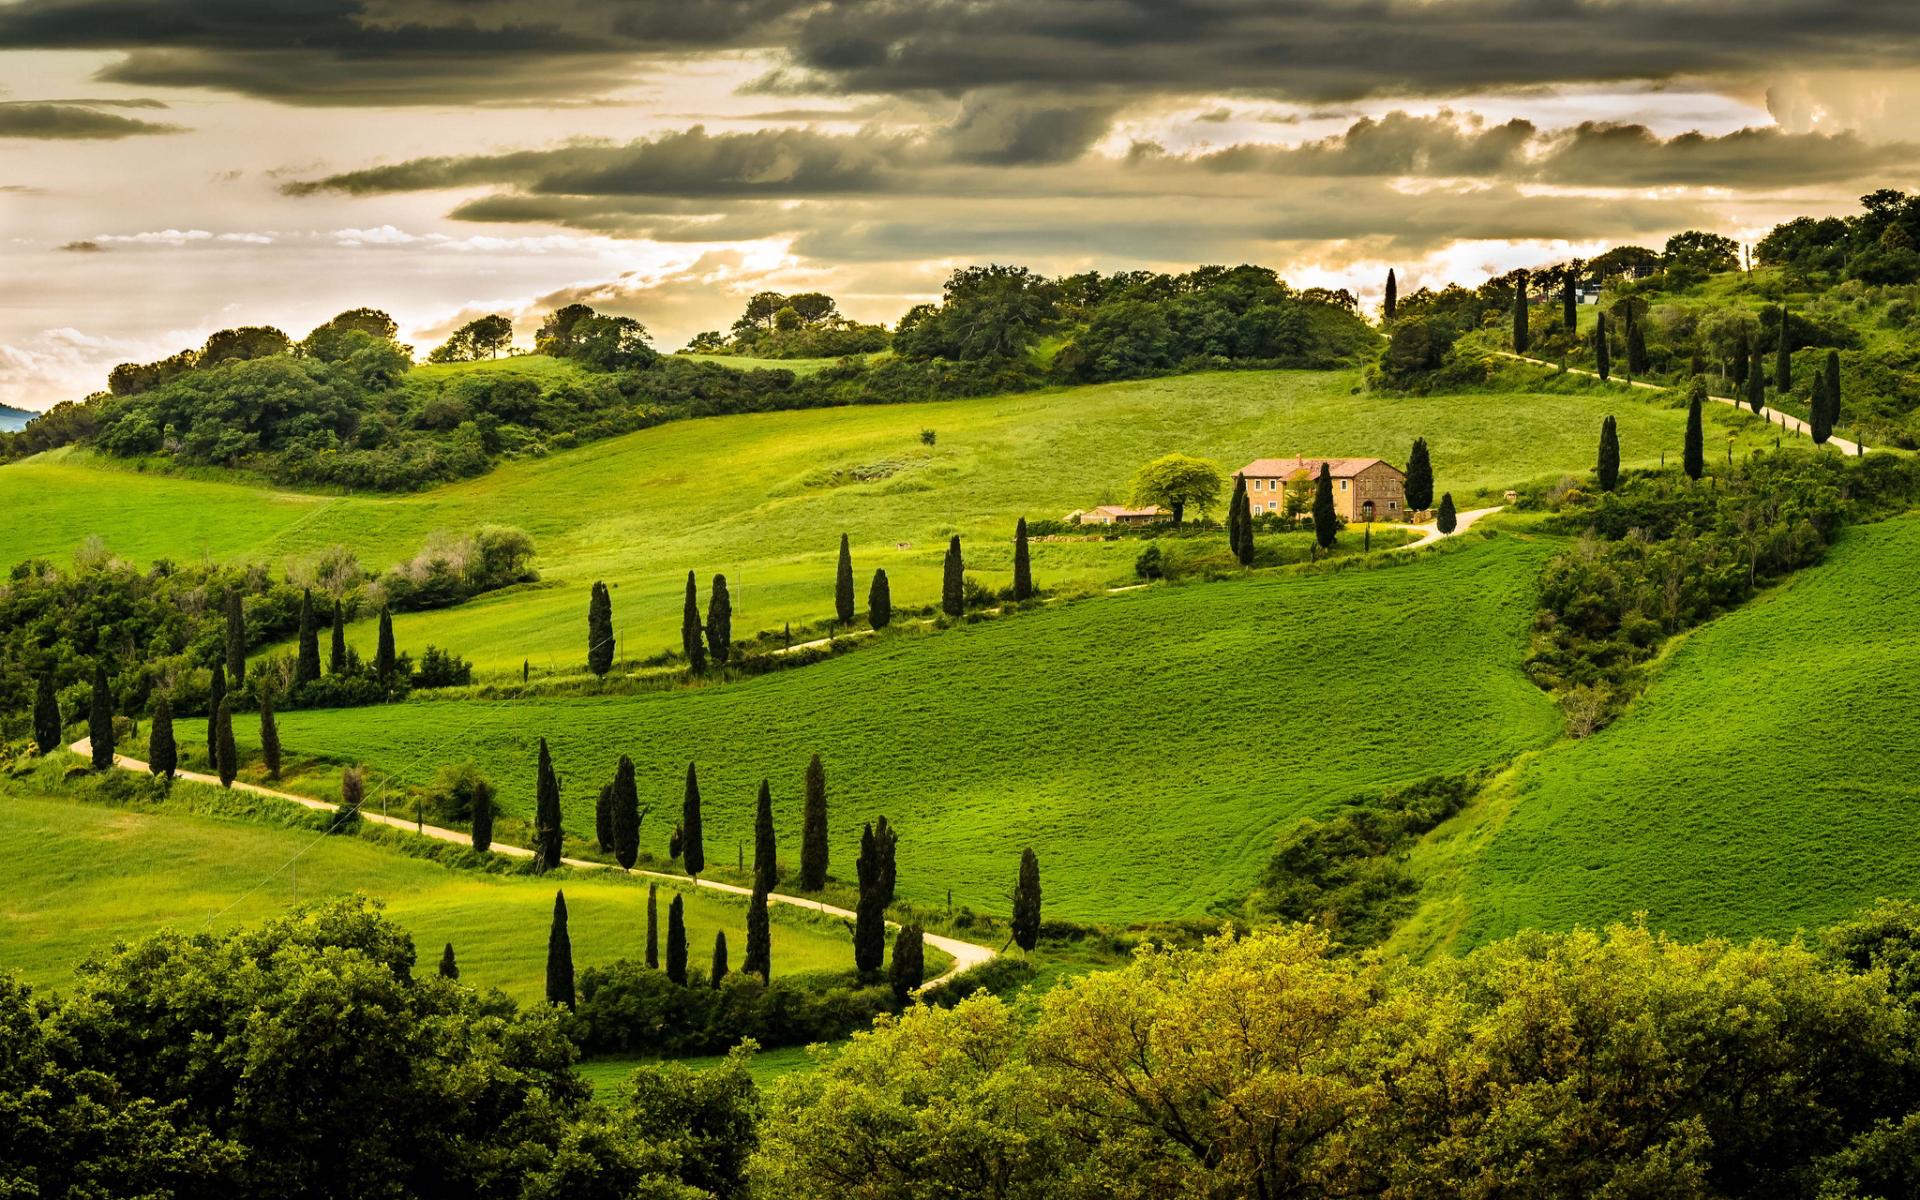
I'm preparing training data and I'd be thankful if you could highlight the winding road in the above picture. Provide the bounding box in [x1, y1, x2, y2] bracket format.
[70, 738, 996, 988]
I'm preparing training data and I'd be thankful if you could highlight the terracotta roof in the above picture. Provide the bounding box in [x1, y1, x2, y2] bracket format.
[1090, 504, 1165, 517]
[1236, 457, 1401, 480]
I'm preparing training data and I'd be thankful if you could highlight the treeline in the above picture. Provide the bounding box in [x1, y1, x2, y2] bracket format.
[685, 290, 892, 360]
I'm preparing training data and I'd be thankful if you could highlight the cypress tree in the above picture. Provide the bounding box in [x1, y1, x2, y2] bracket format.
[1746, 338, 1765, 414]
[1311, 462, 1336, 552]
[1684, 381, 1706, 479]
[329, 601, 347, 675]
[375, 607, 396, 682]
[1775, 305, 1792, 395]
[835, 533, 855, 626]
[595, 781, 614, 853]
[666, 894, 688, 985]
[438, 942, 459, 980]
[1226, 473, 1244, 558]
[1383, 267, 1397, 322]
[853, 822, 886, 976]
[611, 755, 640, 870]
[1562, 265, 1577, 330]
[1404, 437, 1434, 513]
[875, 815, 898, 908]
[32, 671, 60, 756]
[681, 571, 707, 673]
[941, 535, 964, 617]
[587, 581, 614, 677]
[224, 590, 246, 686]
[890, 924, 925, 1003]
[1626, 305, 1649, 377]
[1731, 329, 1749, 387]
[710, 931, 729, 988]
[148, 693, 176, 780]
[335, 767, 364, 833]
[1011, 847, 1042, 953]
[868, 568, 892, 630]
[88, 663, 114, 771]
[205, 661, 225, 769]
[745, 882, 771, 983]
[1596, 415, 1621, 492]
[1012, 517, 1034, 600]
[645, 884, 660, 969]
[534, 737, 562, 871]
[1511, 269, 1529, 353]
[1593, 313, 1611, 381]
[1436, 492, 1457, 535]
[295, 589, 320, 686]
[752, 778, 778, 892]
[800, 753, 828, 890]
[471, 775, 494, 853]
[258, 689, 281, 781]
[1809, 372, 1832, 445]
[1234, 483, 1255, 566]
[1825, 349, 1842, 431]
[706, 575, 732, 668]
[546, 890, 575, 1008]
[681, 761, 705, 879]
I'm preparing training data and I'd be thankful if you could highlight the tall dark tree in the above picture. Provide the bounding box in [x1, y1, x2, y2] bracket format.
[868, 569, 892, 630]
[611, 754, 640, 871]
[835, 533, 855, 626]
[706, 575, 732, 668]
[1511, 269, 1530, 353]
[1747, 338, 1766, 414]
[1809, 372, 1833, 445]
[1383, 268, 1397, 322]
[941, 535, 964, 617]
[745, 883, 771, 983]
[681, 571, 707, 673]
[258, 689, 281, 781]
[205, 662, 225, 769]
[681, 761, 705, 879]
[1684, 383, 1706, 479]
[710, 931, 729, 988]
[374, 608, 396, 683]
[1311, 462, 1337, 552]
[1012, 517, 1034, 600]
[1404, 437, 1434, 514]
[470, 775, 494, 854]
[875, 816, 898, 908]
[645, 884, 660, 969]
[853, 822, 887, 977]
[1825, 349, 1843, 432]
[1011, 847, 1042, 953]
[438, 943, 459, 980]
[148, 694, 176, 780]
[587, 581, 614, 677]
[890, 924, 925, 1003]
[800, 753, 829, 891]
[1731, 329, 1750, 387]
[335, 767, 364, 833]
[1562, 265, 1578, 330]
[666, 894, 688, 985]
[1775, 305, 1793, 396]
[1596, 415, 1621, 492]
[224, 590, 246, 687]
[295, 589, 321, 686]
[595, 781, 615, 853]
[1436, 493, 1458, 535]
[328, 601, 347, 675]
[88, 663, 113, 771]
[1227, 474, 1251, 565]
[1625, 305, 1649, 378]
[1233, 481, 1255, 566]
[752, 778, 778, 893]
[534, 737, 563, 871]
[546, 890, 575, 1009]
[1593, 313, 1611, 381]
[32, 671, 60, 756]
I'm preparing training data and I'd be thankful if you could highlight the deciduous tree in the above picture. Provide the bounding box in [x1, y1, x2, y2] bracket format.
[1131, 453, 1222, 525]
[547, 890, 575, 1008]
[335, 766, 363, 832]
[801, 753, 828, 890]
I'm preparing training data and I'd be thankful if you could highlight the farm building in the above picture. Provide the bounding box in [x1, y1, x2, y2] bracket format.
[1073, 504, 1168, 527]
[1236, 457, 1408, 523]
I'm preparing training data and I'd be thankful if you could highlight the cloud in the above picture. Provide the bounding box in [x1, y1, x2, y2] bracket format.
[0, 100, 182, 138]
[59, 240, 105, 252]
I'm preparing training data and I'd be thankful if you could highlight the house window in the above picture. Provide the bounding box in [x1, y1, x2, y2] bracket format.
[1252, 479, 1262, 491]
[1389, 501, 1397, 510]
[1340, 480, 1349, 491]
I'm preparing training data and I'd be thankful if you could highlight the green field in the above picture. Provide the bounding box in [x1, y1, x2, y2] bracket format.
[1398, 514, 1920, 953]
[0, 369, 1777, 674]
[0, 781, 865, 1000]
[202, 533, 1565, 921]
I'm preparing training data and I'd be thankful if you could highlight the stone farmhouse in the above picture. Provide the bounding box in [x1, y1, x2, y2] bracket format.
[1235, 457, 1408, 523]
[1071, 504, 1168, 527]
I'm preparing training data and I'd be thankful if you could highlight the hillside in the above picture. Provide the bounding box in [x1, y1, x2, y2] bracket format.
[0, 403, 29, 433]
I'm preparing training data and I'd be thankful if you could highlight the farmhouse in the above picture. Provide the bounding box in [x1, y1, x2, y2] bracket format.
[1236, 457, 1408, 523]
[1074, 504, 1167, 527]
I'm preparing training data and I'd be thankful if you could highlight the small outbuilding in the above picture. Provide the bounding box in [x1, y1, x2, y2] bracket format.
[1074, 504, 1168, 527]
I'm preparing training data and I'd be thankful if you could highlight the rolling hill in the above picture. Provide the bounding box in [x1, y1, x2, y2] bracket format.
[0, 403, 31, 433]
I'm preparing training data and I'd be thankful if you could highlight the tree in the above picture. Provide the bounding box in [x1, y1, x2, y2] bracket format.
[854, 823, 887, 977]
[470, 774, 494, 853]
[1810, 371, 1832, 445]
[1511, 268, 1529, 353]
[1684, 379, 1706, 479]
[835, 533, 855, 626]
[1383, 268, 1397, 322]
[1011, 847, 1042, 953]
[1227, 474, 1250, 565]
[1012, 517, 1034, 600]
[1596, 415, 1621, 492]
[374, 607, 396, 682]
[428, 314, 513, 362]
[1131, 453, 1222, 525]
[1775, 305, 1793, 395]
[1826, 349, 1843, 432]
[1593, 313, 1611, 381]
[595, 781, 615, 853]
[148, 694, 176, 780]
[706, 575, 732, 668]
[88, 663, 114, 771]
[1625, 304, 1649, 377]
[868, 568, 892, 630]
[32, 671, 60, 756]
[890, 925, 926, 1003]
[942, 535, 964, 618]
[335, 766, 363, 832]
[1747, 337, 1766, 414]
[1562, 263, 1578, 330]
[612, 754, 640, 871]
[438, 942, 459, 980]
[259, 689, 281, 781]
[1311, 462, 1337, 552]
[534, 737, 562, 871]
[801, 753, 829, 891]
[745, 883, 771, 983]
[547, 890, 575, 1009]
[1663, 229, 1740, 275]
[1233, 479, 1255, 566]
[667, 894, 688, 985]
[205, 661, 225, 769]
[212, 699, 236, 785]
[876, 816, 899, 908]
[646, 884, 660, 969]
[1436, 493, 1458, 535]
[224, 590, 246, 686]
[1404, 436, 1434, 513]
[681, 571, 707, 673]
[710, 932, 729, 989]
[296, 589, 320, 686]
[328, 601, 347, 675]
[587, 581, 614, 677]
[682, 761, 705, 879]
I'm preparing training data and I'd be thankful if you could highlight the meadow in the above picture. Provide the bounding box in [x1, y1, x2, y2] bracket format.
[199, 533, 1566, 922]
[0, 366, 1776, 674]
[1395, 514, 1920, 954]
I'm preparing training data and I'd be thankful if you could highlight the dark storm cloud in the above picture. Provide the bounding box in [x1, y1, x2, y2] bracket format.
[0, 100, 182, 138]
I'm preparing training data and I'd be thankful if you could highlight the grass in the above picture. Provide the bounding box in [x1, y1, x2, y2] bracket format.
[1395, 514, 1920, 954]
[200, 533, 1565, 923]
[577, 1044, 821, 1103]
[0, 778, 866, 1001]
[0, 368, 1777, 674]
[675, 353, 853, 376]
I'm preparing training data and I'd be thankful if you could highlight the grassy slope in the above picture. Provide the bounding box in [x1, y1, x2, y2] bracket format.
[1398, 515, 1920, 953]
[212, 534, 1564, 922]
[0, 783, 864, 1000]
[0, 369, 1776, 673]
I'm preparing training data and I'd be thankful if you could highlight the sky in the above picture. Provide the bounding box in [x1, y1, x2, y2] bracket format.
[4, 0, 1920, 412]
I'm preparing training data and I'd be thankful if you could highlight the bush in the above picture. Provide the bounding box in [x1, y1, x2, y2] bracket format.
[574, 960, 895, 1056]
[413, 645, 473, 689]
